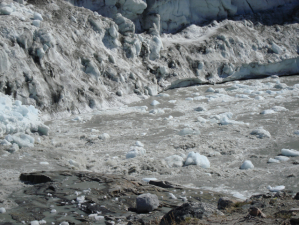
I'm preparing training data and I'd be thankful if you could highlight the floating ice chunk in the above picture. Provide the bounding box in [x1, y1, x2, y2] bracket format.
[250, 128, 271, 139]
[60, 222, 69, 225]
[39, 220, 46, 224]
[76, 195, 85, 204]
[98, 133, 110, 140]
[51, 209, 57, 213]
[134, 106, 148, 112]
[165, 155, 184, 167]
[69, 159, 80, 168]
[220, 117, 248, 126]
[235, 94, 250, 99]
[126, 146, 146, 159]
[178, 128, 200, 136]
[168, 100, 176, 104]
[0, 6, 13, 15]
[149, 108, 165, 114]
[38, 124, 50, 136]
[281, 149, 299, 157]
[5, 133, 35, 148]
[72, 116, 83, 121]
[91, 129, 99, 133]
[255, 96, 264, 100]
[169, 193, 177, 199]
[34, 12, 43, 21]
[267, 185, 285, 192]
[150, 100, 160, 106]
[184, 152, 210, 169]
[268, 158, 280, 163]
[185, 97, 193, 101]
[240, 160, 254, 170]
[272, 106, 288, 112]
[261, 109, 276, 115]
[32, 20, 41, 27]
[40, 162, 49, 165]
[206, 87, 215, 93]
[164, 115, 173, 120]
[142, 178, 157, 182]
[294, 130, 299, 135]
[31, 221, 39, 225]
[194, 96, 205, 101]
[194, 106, 206, 112]
[157, 93, 170, 97]
[274, 156, 289, 162]
[0, 207, 5, 213]
[197, 117, 207, 123]
[135, 141, 144, 147]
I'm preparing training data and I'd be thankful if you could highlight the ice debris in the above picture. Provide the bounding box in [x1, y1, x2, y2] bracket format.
[267, 185, 285, 192]
[165, 155, 184, 168]
[268, 158, 280, 163]
[5, 133, 35, 148]
[250, 128, 271, 139]
[240, 160, 254, 170]
[274, 156, 289, 162]
[281, 149, 299, 157]
[178, 128, 200, 136]
[98, 133, 110, 140]
[184, 152, 210, 169]
[126, 146, 146, 159]
[150, 100, 160, 106]
[0, 207, 6, 213]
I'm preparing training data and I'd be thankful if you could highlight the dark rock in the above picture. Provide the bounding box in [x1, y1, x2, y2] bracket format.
[217, 197, 237, 210]
[159, 202, 223, 225]
[136, 193, 159, 213]
[291, 216, 299, 225]
[149, 180, 183, 189]
[294, 192, 299, 200]
[249, 207, 266, 218]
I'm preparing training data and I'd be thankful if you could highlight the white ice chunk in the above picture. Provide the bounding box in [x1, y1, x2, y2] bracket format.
[206, 87, 215, 93]
[134, 141, 144, 147]
[194, 96, 206, 101]
[165, 155, 184, 167]
[294, 130, 299, 135]
[184, 152, 210, 169]
[51, 209, 57, 213]
[240, 160, 254, 170]
[98, 133, 110, 140]
[126, 146, 146, 159]
[0, 207, 6, 213]
[268, 158, 280, 163]
[5, 133, 35, 148]
[157, 93, 170, 97]
[185, 97, 193, 101]
[169, 193, 177, 199]
[168, 100, 176, 104]
[31, 221, 39, 225]
[272, 106, 288, 112]
[281, 149, 299, 157]
[34, 12, 43, 21]
[150, 100, 160, 106]
[32, 20, 41, 27]
[72, 116, 83, 121]
[197, 117, 207, 123]
[250, 128, 271, 138]
[261, 109, 276, 115]
[76, 196, 85, 204]
[142, 178, 157, 182]
[274, 156, 289, 162]
[178, 128, 200, 136]
[267, 185, 285, 192]
[0, 6, 13, 15]
[40, 162, 49, 165]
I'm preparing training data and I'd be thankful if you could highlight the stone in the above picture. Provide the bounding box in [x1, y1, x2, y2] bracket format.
[218, 197, 238, 210]
[294, 192, 299, 200]
[249, 207, 266, 218]
[160, 202, 223, 225]
[136, 193, 159, 213]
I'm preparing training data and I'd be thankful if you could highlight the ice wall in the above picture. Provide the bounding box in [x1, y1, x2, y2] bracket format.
[66, 0, 299, 33]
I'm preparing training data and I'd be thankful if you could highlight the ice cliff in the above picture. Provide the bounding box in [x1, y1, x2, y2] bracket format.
[0, 0, 299, 116]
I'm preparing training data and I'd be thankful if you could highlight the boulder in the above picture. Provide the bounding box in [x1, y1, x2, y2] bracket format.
[160, 202, 223, 225]
[218, 197, 238, 210]
[136, 193, 159, 213]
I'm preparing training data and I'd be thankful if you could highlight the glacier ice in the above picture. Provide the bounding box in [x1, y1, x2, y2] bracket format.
[184, 152, 210, 169]
[240, 160, 254, 170]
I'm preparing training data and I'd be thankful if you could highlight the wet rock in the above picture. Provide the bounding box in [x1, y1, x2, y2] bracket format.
[294, 192, 299, 200]
[249, 207, 266, 218]
[160, 202, 223, 225]
[290, 216, 299, 224]
[149, 180, 183, 189]
[136, 193, 159, 213]
[217, 197, 238, 210]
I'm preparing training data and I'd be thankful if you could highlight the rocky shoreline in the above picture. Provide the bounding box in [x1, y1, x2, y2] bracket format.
[0, 170, 299, 224]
